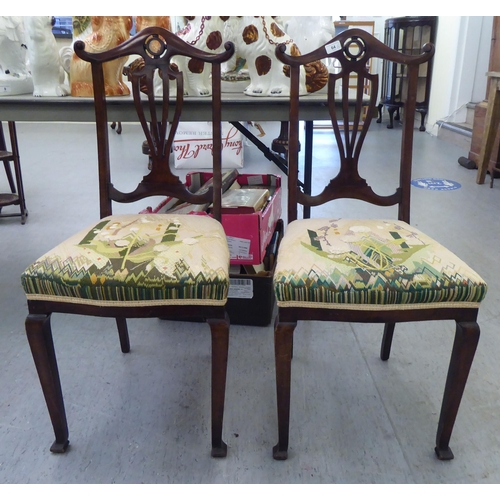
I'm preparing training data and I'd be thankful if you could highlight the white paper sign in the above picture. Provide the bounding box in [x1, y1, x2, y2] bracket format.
[325, 40, 342, 54]
[173, 122, 244, 169]
[227, 236, 252, 260]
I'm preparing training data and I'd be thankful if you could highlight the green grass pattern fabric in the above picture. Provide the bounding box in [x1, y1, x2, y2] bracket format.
[274, 219, 487, 310]
[22, 214, 230, 306]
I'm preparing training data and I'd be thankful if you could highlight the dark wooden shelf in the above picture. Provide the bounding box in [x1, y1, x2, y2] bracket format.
[0, 193, 20, 207]
[0, 150, 14, 162]
[377, 16, 438, 131]
[1, 121, 28, 224]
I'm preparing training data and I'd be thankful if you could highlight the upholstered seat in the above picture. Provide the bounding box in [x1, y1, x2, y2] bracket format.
[274, 218, 486, 310]
[22, 214, 229, 306]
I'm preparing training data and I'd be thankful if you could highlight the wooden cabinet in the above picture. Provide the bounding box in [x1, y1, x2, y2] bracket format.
[377, 16, 438, 131]
[468, 16, 500, 171]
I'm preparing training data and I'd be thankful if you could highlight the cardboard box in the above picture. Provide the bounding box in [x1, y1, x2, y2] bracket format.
[141, 172, 282, 325]
[165, 219, 283, 327]
[225, 220, 283, 326]
[186, 171, 282, 265]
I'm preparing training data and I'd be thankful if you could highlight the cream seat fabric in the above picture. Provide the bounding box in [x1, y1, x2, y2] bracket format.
[274, 218, 486, 310]
[22, 214, 230, 306]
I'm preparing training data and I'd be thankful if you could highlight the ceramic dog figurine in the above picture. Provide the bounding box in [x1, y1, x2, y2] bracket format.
[69, 16, 132, 97]
[0, 16, 33, 95]
[135, 16, 171, 33]
[24, 16, 68, 97]
[284, 16, 337, 54]
[174, 16, 226, 96]
[223, 16, 327, 97]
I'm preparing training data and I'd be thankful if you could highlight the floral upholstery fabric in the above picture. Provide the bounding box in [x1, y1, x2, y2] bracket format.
[274, 218, 487, 310]
[22, 214, 230, 306]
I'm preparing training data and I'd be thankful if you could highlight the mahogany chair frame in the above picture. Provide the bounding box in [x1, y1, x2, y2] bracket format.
[273, 29, 480, 461]
[24, 28, 235, 458]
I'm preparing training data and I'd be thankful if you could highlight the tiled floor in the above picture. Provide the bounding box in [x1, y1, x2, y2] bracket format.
[1, 120, 499, 484]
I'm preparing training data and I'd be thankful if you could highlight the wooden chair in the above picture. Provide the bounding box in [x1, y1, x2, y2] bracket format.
[272, 29, 487, 460]
[21, 27, 234, 458]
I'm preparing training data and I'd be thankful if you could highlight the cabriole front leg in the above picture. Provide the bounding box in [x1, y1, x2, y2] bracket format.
[435, 321, 480, 460]
[273, 318, 296, 460]
[25, 313, 69, 453]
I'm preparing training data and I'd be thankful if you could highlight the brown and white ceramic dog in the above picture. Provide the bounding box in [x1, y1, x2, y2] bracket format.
[69, 16, 132, 97]
[173, 16, 226, 96]
[224, 16, 328, 97]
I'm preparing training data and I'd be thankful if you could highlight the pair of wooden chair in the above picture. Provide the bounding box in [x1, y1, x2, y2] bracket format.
[22, 27, 487, 461]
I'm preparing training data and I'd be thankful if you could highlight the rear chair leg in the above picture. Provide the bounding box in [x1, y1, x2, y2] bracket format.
[208, 313, 230, 458]
[435, 321, 480, 460]
[26, 313, 69, 453]
[115, 317, 130, 353]
[380, 322, 396, 361]
[273, 316, 296, 460]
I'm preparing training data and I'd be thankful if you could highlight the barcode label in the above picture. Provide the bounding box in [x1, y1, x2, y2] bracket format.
[228, 278, 253, 299]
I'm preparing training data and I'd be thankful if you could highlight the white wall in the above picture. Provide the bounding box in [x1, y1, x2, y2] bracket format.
[426, 16, 493, 135]
[472, 16, 494, 102]
[344, 15, 391, 39]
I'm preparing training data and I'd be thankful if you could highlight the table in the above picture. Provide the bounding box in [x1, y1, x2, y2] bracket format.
[0, 92, 346, 218]
[0, 92, 333, 123]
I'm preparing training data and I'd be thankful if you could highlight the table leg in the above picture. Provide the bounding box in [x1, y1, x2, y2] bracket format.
[230, 121, 289, 176]
[476, 76, 500, 185]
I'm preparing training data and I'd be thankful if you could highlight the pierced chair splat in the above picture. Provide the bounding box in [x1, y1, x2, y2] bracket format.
[21, 27, 235, 458]
[272, 29, 487, 461]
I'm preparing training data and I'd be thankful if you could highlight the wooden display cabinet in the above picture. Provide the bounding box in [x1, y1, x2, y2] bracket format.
[467, 17, 500, 172]
[377, 16, 438, 131]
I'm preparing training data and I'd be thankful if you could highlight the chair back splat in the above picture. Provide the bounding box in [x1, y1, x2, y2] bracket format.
[272, 29, 487, 462]
[278, 28, 433, 224]
[21, 28, 235, 459]
[74, 27, 233, 220]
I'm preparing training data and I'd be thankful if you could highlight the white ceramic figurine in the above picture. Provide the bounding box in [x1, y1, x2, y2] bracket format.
[24, 16, 69, 97]
[0, 16, 33, 95]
